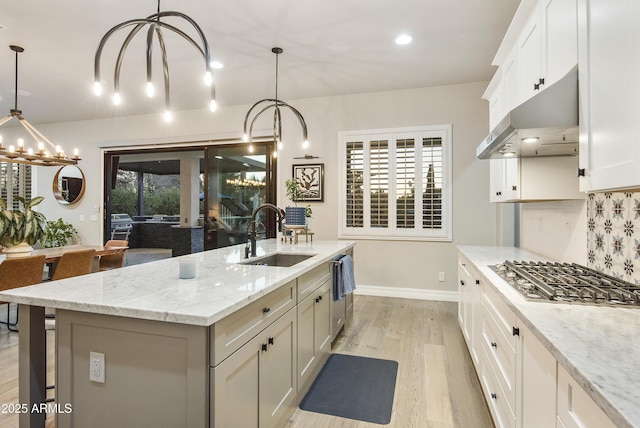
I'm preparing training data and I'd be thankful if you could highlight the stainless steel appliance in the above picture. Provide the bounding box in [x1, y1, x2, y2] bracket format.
[476, 67, 579, 160]
[491, 261, 640, 306]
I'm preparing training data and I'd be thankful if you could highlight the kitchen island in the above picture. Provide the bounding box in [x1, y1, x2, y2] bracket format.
[0, 239, 355, 428]
[458, 246, 640, 428]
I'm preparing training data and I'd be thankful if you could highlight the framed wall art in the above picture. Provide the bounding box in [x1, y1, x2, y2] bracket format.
[292, 163, 324, 202]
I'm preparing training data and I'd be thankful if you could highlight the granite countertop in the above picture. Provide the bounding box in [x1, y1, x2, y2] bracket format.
[458, 245, 640, 428]
[0, 239, 354, 327]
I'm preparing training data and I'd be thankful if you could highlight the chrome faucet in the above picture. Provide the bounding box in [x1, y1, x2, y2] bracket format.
[246, 203, 286, 258]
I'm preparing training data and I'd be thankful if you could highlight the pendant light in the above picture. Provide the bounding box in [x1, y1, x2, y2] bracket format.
[93, 0, 217, 122]
[0, 45, 79, 166]
[242, 47, 309, 156]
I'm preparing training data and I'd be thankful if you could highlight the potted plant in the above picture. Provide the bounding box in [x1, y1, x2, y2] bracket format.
[0, 196, 48, 254]
[41, 218, 78, 248]
[284, 178, 306, 226]
[305, 204, 313, 230]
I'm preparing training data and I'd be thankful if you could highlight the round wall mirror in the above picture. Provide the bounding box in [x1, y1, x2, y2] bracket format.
[53, 165, 86, 205]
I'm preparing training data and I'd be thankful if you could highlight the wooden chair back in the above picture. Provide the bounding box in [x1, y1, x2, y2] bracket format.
[51, 249, 96, 281]
[99, 240, 128, 271]
[0, 255, 47, 297]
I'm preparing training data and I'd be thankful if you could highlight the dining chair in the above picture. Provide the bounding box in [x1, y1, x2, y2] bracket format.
[0, 254, 47, 331]
[99, 240, 128, 271]
[50, 249, 96, 281]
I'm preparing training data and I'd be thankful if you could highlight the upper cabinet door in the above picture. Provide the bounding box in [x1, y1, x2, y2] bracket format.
[542, 0, 578, 86]
[578, 0, 640, 191]
[518, 10, 543, 103]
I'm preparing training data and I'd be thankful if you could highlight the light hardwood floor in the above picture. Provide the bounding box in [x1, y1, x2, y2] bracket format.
[0, 296, 492, 428]
[288, 296, 494, 428]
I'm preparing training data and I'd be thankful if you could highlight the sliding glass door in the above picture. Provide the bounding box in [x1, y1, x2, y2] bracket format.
[204, 143, 276, 250]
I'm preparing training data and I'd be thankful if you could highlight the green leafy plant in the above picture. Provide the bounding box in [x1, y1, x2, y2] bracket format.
[0, 196, 48, 247]
[285, 178, 303, 206]
[42, 218, 78, 248]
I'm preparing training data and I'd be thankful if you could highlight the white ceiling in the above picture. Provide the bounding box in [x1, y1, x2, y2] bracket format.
[0, 0, 520, 126]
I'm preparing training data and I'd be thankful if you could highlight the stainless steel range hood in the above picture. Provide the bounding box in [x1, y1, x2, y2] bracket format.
[476, 67, 579, 159]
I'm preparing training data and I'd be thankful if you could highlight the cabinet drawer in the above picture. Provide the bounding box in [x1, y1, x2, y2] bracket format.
[557, 364, 616, 428]
[298, 263, 331, 302]
[481, 307, 516, 416]
[482, 283, 518, 351]
[211, 280, 296, 366]
[480, 345, 516, 428]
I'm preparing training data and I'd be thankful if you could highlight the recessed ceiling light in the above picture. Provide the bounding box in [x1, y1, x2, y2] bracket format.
[522, 137, 539, 143]
[503, 152, 516, 157]
[395, 34, 413, 45]
[210, 60, 224, 69]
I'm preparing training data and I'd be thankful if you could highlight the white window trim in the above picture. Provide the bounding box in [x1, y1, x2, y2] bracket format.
[338, 125, 452, 242]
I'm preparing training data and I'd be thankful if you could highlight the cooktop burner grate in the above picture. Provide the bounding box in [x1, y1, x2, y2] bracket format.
[490, 261, 640, 306]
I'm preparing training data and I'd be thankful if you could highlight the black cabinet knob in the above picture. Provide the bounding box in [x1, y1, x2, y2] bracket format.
[578, 168, 586, 177]
[268, 337, 274, 345]
[263, 307, 271, 314]
[512, 327, 520, 336]
[491, 393, 497, 400]
[534, 82, 540, 90]
[460, 280, 465, 286]
[491, 342, 497, 348]
[261, 343, 268, 352]
[475, 279, 480, 285]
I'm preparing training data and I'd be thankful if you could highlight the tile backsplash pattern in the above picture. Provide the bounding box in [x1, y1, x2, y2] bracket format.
[587, 192, 640, 284]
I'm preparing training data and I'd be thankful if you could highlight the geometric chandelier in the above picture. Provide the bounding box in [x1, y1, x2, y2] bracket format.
[93, 0, 216, 122]
[0, 45, 79, 167]
[242, 47, 309, 155]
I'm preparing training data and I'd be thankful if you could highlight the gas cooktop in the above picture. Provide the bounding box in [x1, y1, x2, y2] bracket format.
[491, 260, 640, 307]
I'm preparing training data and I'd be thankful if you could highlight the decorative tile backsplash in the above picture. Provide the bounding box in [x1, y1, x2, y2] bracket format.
[587, 192, 640, 284]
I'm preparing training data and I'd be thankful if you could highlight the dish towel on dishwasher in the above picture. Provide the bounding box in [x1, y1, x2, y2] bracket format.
[333, 254, 356, 301]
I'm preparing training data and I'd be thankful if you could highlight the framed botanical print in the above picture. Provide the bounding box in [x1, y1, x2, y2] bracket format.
[292, 163, 324, 202]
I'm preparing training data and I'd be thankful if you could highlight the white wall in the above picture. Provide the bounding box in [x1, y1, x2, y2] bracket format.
[3, 82, 497, 296]
[520, 200, 587, 264]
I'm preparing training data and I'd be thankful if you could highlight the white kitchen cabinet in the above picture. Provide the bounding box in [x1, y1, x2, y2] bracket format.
[556, 364, 616, 428]
[517, 322, 557, 428]
[542, 0, 578, 86]
[213, 308, 297, 428]
[457, 254, 482, 368]
[485, 0, 577, 126]
[577, 0, 640, 192]
[490, 158, 520, 202]
[490, 156, 584, 202]
[517, 8, 543, 103]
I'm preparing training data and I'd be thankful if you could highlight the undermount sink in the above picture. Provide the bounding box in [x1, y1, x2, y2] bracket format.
[241, 253, 315, 267]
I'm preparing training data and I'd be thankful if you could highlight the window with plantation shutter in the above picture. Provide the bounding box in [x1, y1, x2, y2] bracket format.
[0, 162, 32, 209]
[339, 125, 452, 241]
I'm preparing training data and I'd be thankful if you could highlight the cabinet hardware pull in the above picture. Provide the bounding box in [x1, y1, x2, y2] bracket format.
[512, 185, 517, 191]
[261, 343, 268, 352]
[318, 295, 322, 301]
[475, 279, 480, 285]
[268, 337, 274, 345]
[316, 297, 320, 303]
[460, 280, 465, 286]
[491, 342, 497, 348]
[263, 307, 271, 314]
[534, 82, 540, 90]
[539, 77, 545, 85]
[577, 168, 585, 177]
[491, 393, 497, 400]
[512, 327, 520, 336]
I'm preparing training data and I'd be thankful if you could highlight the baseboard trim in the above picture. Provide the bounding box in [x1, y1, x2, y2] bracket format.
[354, 285, 458, 302]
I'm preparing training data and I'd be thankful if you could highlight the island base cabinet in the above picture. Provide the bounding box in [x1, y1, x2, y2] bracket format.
[556, 364, 616, 428]
[212, 308, 297, 428]
[55, 310, 208, 428]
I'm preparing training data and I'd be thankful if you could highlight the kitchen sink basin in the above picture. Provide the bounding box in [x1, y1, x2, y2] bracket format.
[241, 253, 315, 267]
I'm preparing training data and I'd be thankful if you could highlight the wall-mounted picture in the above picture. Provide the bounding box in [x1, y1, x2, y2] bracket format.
[293, 163, 324, 202]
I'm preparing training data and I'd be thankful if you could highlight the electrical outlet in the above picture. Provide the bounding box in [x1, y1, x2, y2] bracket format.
[438, 272, 445, 282]
[89, 352, 105, 383]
